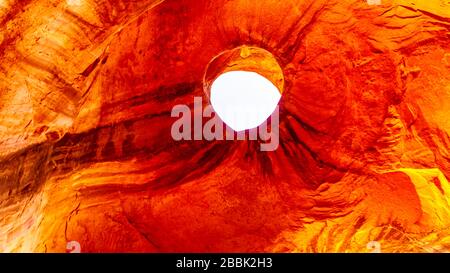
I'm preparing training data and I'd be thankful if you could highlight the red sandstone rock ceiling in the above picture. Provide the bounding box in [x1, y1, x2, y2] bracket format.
[0, 0, 450, 253]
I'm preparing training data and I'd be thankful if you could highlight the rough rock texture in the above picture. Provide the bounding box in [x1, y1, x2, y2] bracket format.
[0, 0, 450, 252]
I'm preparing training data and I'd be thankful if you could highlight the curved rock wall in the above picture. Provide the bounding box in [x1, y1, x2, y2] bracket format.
[0, 0, 450, 252]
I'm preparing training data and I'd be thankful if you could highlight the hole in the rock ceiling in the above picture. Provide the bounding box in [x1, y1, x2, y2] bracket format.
[204, 46, 284, 132]
[210, 71, 281, 132]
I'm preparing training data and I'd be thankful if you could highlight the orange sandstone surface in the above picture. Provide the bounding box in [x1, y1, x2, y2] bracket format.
[0, 0, 450, 252]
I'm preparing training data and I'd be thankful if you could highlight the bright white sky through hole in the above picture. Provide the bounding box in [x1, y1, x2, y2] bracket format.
[210, 71, 281, 132]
